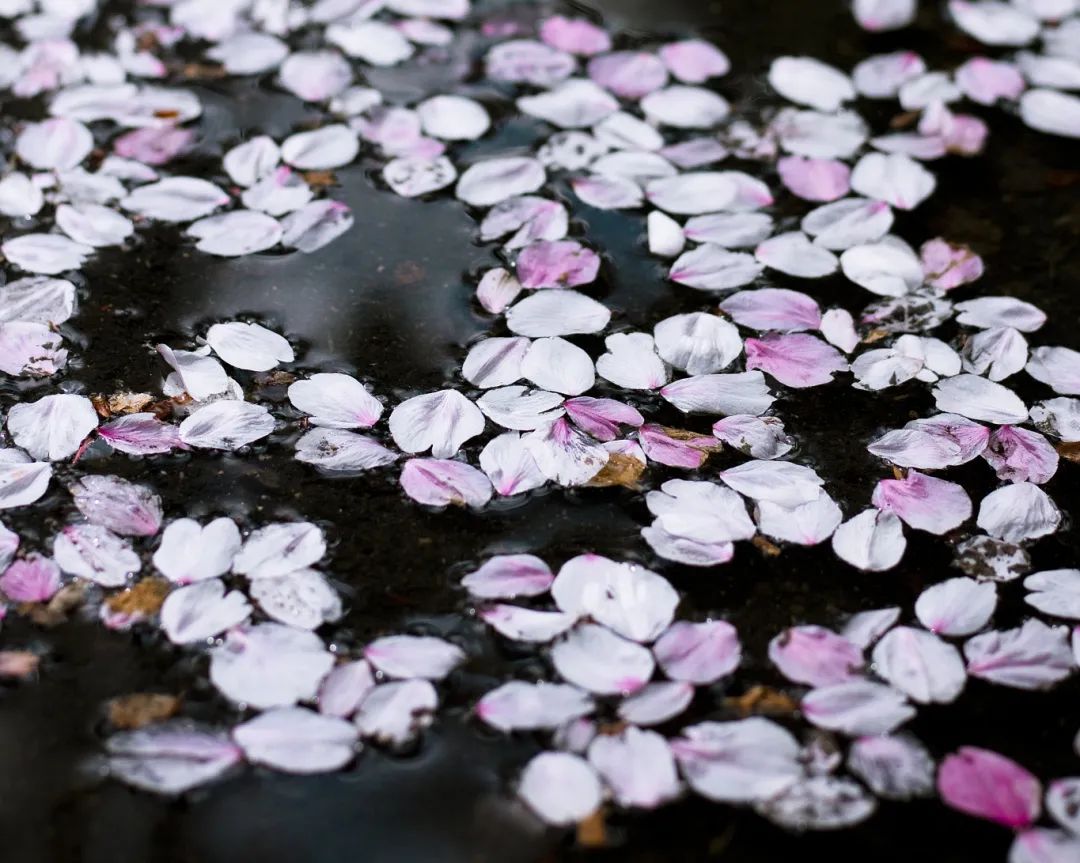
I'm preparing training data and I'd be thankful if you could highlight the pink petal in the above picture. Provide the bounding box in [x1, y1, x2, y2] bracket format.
[659, 39, 730, 83]
[477, 681, 592, 731]
[938, 747, 1041, 828]
[777, 156, 851, 202]
[461, 554, 553, 599]
[637, 423, 716, 469]
[539, 15, 611, 56]
[652, 620, 740, 684]
[69, 474, 162, 537]
[983, 426, 1059, 484]
[364, 634, 464, 680]
[563, 397, 643, 441]
[0, 553, 61, 602]
[587, 51, 669, 99]
[744, 334, 848, 388]
[872, 471, 972, 534]
[587, 727, 680, 808]
[720, 288, 822, 332]
[768, 625, 863, 686]
[516, 240, 600, 289]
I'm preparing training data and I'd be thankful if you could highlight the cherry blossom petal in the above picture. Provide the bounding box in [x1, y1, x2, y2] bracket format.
[802, 197, 894, 250]
[588, 51, 669, 99]
[768, 56, 855, 111]
[933, 375, 1029, 424]
[481, 604, 576, 643]
[661, 371, 775, 416]
[653, 313, 742, 374]
[849, 735, 935, 799]
[595, 333, 668, 390]
[1024, 570, 1080, 620]
[646, 479, 756, 543]
[551, 623, 655, 695]
[160, 578, 251, 644]
[915, 577, 997, 637]
[618, 681, 695, 726]
[949, 0, 1040, 46]
[520, 337, 595, 395]
[456, 157, 546, 207]
[803, 681, 916, 735]
[956, 297, 1045, 332]
[518, 752, 602, 825]
[505, 290, 610, 337]
[745, 334, 848, 388]
[178, 401, 274, 450]
[872, 471, 971, 535]
[832, 509, 906, 571]
[233, 707, 357, 774]
[517, 79, 619, 129]
[210, 623, 334, 709]
[478, 432, 546, 496]
[646, 173, 737, 215]
[318, 660, 376, 718]
[7, 394, 96, 461]
[1, 234, 92, 275]
[872, 626, 967, 704]
[539, 15, 611, 56]
[70, 475, 162, 537]
[671, 718, 802, 803]
[842, 607, 901, 649]
[477, 386, 564, 431]
[353, 679, 437, 746]
[588, 727, 681, 809]
[1027, 346, 1080, 395]
[983, 426, 1058, 484]
[53, 524, 138, 588]
[389, 390, 484, 458]
[106, 723, 241, 795]
[653, 621, 740, 684]
[756, 776, 876, 830]
[977, 483, 1061, 543]
[964, 619, 1074, 689]
[769, 626, 863, 687]
[1, 554, 61, 603]
[461, 554, 553, 599]
[1020, 89, 1080, 139]
[477, 681, 593, 732]
[850, 153, 936, 210]
[719, 460, 824, 507]
[400, 458, 493, 508]
[122, 177, 229, 222]
[100, 412, 179, 455]
[938, 747, 1042, 828]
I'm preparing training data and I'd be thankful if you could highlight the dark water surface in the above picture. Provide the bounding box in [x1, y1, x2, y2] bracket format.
[1, 1, 1078, 861]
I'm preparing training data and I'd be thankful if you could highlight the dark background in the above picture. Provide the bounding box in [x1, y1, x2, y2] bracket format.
[1, 1, 1078, 861]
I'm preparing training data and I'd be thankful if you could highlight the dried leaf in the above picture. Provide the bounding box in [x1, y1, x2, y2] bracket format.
[302, 171, 339, 189]
[181, 63, 227, 81]
[724, 685, 799, 717]
[108, 693, 182, 729]
[586, 453, 645, 489]
[1057, 442, 1080, 464]
[862, 328, 890, 344]
[27, 582, 87, 626]
[576, 809, 609, 848]
[752, 535, 782, 557]
[106, 577, 170, 618]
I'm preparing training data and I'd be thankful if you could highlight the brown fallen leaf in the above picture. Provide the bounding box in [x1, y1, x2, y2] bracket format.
[596, 720, 629, 736]
[751, 535, 781, 557]
[153, 108, 182, 120]
[724, 685, 799, 717]
[255, 370, 298, 388]
[27, 582, 87, 627]
[586, 452, 645, 489]
[576, 809, 608, 848]
[0, 650, 40, 679]
[302, 170, 339, 189]
[889, 110, 921, 130]
[92, 391, 155, 418]
[108, 693, 182, 729]
[181, 63, 226, 81]
[862, 328, 891, 344]
[1058, 441, 1080, 463]
[106, 577, 170, 619]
